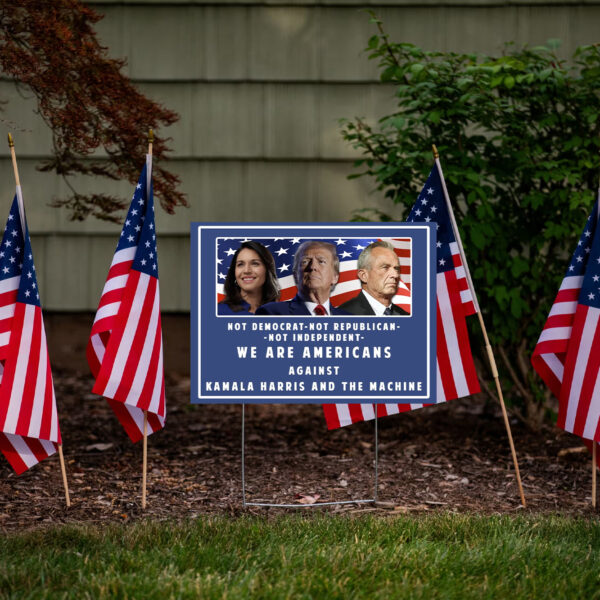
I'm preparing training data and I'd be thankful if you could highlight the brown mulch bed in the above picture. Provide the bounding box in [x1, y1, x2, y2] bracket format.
[0, 368, 598, 532]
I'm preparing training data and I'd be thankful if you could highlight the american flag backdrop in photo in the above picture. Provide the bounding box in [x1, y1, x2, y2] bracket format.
[216, 237, 412, 313]
[0, 193, 61, 474]
[532, 196, 600, 443]
[87, 156, 165, 443]
[323, 163, 481, 429]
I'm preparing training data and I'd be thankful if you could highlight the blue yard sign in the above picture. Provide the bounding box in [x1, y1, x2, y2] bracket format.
[191, 223, 436, 404]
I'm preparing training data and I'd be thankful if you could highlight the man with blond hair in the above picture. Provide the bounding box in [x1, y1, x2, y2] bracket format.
[257, 241, 347, 316]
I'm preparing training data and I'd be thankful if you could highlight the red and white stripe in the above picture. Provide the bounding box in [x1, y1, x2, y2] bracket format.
[435, 269, 480, 400]
[88, 267, 165, 443]
[557, 304, 600, 441]
[323, 400, 421, 429]
[0, 336, 58, 474]
[0, 200, 60, 473]
[0, 432, 56, 475]
[449, 241, 476, 316]
[323, 267, 480, 429]
[0, 275, 19, 359]
[531, 199, 600, 474]
[531, 198, 600, 460]
[87, 246, 136, 374]
[0, 303, 59, 441]
[531, 275, 581, 400]
[87, 154, 165, 443]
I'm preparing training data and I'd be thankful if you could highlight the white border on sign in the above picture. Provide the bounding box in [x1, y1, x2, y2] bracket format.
[196, 224, 432, 401]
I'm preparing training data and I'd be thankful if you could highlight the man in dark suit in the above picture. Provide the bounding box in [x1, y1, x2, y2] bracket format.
[339, 241, 409, 316]
[256, 241, 347, 316]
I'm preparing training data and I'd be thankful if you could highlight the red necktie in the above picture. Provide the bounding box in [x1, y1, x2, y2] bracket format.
[314, 304, 327, 315]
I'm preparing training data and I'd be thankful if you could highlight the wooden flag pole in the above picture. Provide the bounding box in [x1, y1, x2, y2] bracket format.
[593, 442, 597, 509]
[140, 129, 153, 510]
[58, 445, 71, 507]
[7, 133, 71, 507]
[432, 145, 527, 507]
[475, 312, 526, 507]
[8, 133, 21, 187]
[142, 410, 148, 509]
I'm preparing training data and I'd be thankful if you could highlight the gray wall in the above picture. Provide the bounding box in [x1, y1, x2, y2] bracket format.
[0, 0, 598, 310]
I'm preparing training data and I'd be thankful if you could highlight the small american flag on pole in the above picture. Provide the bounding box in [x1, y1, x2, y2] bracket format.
[217, 237, 412, 313]
[0, 191, 61, 474]
[323, 162, 481, 429]
[87, 156, 165, 442]
[532, 196, 600, 442]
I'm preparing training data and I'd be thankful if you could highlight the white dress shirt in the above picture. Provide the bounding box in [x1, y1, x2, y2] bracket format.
[361, 290, 392, 316]
[304, 299, 332, 315]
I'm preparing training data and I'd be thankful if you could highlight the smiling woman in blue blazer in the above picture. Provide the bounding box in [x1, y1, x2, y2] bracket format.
[218, 241, 280, 314]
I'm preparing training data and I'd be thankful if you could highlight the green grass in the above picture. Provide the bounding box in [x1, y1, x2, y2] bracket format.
[1, 514, 599, 599]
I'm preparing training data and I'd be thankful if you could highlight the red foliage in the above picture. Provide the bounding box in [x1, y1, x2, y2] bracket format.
[0, 0, 186, 221]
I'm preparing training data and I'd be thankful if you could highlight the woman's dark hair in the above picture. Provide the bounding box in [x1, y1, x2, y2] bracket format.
[220, 241, 280, 312]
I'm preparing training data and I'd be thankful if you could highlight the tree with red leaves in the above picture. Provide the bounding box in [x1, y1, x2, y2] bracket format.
[0, 0, 186, 221]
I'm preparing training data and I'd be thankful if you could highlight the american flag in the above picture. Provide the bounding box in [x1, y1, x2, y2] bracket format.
[532, 197, 600, 442]
[216, 237, 412, 313]
[323, 161, 481, 429]
[87, 156, 165, 443]
[0, 191, 61, 474]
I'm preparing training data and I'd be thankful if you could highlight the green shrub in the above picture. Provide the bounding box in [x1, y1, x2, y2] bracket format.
[341, 15, 600, 426]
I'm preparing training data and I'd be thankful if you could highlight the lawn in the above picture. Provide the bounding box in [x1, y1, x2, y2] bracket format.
[1, 513, 599, 599]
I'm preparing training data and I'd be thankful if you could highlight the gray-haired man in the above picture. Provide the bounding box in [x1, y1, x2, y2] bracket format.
[339, 241, 408, 316]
